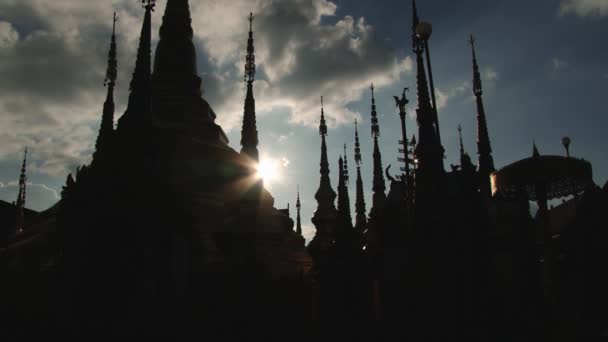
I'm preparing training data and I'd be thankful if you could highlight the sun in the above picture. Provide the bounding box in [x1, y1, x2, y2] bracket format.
[256, 159, 278, 182]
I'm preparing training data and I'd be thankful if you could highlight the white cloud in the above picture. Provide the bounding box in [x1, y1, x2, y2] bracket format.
[559, 0, 608, 17]
[483, 67, 498, 82]
[435, 81, 469, 110]
[552, 57, 568, 72]
[0, 0, 412, 180]
[0, 21, 19, 49]
[301, 223, 316, 244]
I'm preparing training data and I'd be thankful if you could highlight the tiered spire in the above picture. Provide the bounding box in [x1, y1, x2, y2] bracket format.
[240, 13, 259, 162]
[296, 186, 302, 236]
[337, 156, 353, 232]
[15, 148, 27, 233]
[93, 13, 118, 163]
[470, 35, 496, 199]
[369, 84, 386, 221]
[353, 119, 367, 232]
[412, 0, 444, 178]
[153, 0, 198, 80]
[119, 1, 154, 127]
[343, 144, 349, 185]
[312, 96, 337, 228]
[532, 141, 540, 158]
[459, 124, 465, 162]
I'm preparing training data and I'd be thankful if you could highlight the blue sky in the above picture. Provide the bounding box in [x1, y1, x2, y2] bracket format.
[0, 0, 606, 242]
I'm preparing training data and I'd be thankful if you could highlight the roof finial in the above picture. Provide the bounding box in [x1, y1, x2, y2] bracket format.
[245, 12, 256, 83]
[240, 12, 259, 162]
[296, 185, 302, 236]
[458, 124, 464, 156]
[532, 140, 540, 158]
[354, 118, 362, 166]
[343, 143, 349, 186]
[15, 147, 28, 233]
[470, 34, 482, 97]
[320, 96, 327, 137]
[371, 83, 380, 139]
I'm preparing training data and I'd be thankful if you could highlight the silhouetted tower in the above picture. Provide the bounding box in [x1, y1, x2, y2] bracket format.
[470, 35, 495, 199]
[337, 156, 354, 232]
[15, 148, 27, 233]
[296, 186, 302, 236]
[353, 119, 367, 235]
[93, 13, 118, 164]
[118, 0, 154, 129]
[412, 0, 444, 163]
[240, 13, 259, 163]
[369, 84, 386, 223]
[311, 96, 337, 242]
[412, 0, 444, 194]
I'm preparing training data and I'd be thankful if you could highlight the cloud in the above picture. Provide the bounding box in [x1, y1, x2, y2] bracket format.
[0, 181, 60, 211]
[435, 81, 469, 110]
[0, 0, 412, 180]
[559, 0, 608, 17]
[552, 57, 568, 72]
[483, 67, 498, 83]
[301, 223, 316, 244]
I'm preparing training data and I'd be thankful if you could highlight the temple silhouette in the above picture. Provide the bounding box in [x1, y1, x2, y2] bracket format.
[4, 0, 608, 340]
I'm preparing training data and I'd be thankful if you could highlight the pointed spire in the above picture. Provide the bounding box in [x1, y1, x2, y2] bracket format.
[459, 124, 465, 159]
[15, 148, 27, 233]
[354, 121, 367, 233]
[296, 185, 302, 236]
[94, 13, 118, 163]
[337, 156, 353, 232]
[369, 84, 386, 222]
[532, 141, 540, 158]
[343, 143, 349, 186]
[120, 1, 153, 127]
[240, 13, 259, 162]
[153, 0, 199, 80]
[312, 96, 337, 232]
[470, 35, 496, 202]
[412, 10, 443, 178]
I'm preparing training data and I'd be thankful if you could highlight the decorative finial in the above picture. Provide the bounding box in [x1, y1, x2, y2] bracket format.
[245, 12, 256, 83]
[343, 143, 349, 185]
[370, 83, 380, 139]
[296, 185, 301, 209]
[104, 13, 118, 87]
[141, 0, 156, 11]
[471, 34, 483, 97]
[394, 87, 410, 112]
[562, 136, 571, 158]
[532, 140, 540, 158]
[319, 96, 327, 137]
[354, 118, 362, 166]
[458, 124, 464, 156]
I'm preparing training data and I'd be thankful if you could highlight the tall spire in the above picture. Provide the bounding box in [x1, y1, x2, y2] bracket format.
[296, 185, 302, 236]
[312, 96, 337, 231]
[153, 0, 198, 81]
[458, 124, 465, 161]
[337, 156, 354, 232]
[353, 119, 367, 233]
[15, 148, 27, 233]
[470, 35, 495, 199]
[412, 1, 443, 179]
[120, 1, 153, 127]
[93, 13, 118, 163]
[343, 143, 349, 186]
[369, 84, 386, 221]
[240, 13, 259, 162]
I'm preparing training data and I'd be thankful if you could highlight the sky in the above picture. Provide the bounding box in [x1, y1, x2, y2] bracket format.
[0, 0, 607, 243]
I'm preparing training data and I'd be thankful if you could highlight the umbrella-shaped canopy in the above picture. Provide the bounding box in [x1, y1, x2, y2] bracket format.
[491, 155, 593, 201]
